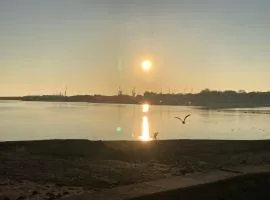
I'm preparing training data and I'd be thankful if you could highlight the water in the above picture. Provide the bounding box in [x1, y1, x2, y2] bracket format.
[0, 101, 270, 141]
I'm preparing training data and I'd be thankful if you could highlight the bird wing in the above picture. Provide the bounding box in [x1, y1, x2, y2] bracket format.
[174, 117, 183, 122]
[184, 114, 191, 121]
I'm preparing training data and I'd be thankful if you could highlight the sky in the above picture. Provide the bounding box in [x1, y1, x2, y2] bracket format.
[1, 0, 270, 96]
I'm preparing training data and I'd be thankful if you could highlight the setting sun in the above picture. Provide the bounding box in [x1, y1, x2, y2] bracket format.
[141, 60, 152, 71]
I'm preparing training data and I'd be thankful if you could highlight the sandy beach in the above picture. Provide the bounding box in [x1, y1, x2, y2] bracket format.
[1, 139, 270, 200]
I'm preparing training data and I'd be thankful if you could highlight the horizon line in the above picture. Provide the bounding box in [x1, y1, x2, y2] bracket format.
[1, 89, 270, 98]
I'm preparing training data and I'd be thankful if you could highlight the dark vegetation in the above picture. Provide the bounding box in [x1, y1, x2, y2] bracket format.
[143, 89, 270, 108]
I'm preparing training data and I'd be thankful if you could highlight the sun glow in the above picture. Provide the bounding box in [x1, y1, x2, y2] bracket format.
[142, 103, 150, 113]
[141, 60, 152, 71]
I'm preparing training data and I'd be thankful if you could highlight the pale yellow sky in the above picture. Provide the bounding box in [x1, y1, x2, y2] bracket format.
[1, 1, 270, 96]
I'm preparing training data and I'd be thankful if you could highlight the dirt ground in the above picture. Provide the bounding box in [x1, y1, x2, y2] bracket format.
[1, 139, 270, 199]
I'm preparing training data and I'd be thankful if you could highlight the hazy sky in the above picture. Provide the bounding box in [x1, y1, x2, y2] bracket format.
[1, 0, 270, 96]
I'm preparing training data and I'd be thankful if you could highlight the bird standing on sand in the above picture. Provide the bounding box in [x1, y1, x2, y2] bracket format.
[153, 132, 159, 140]
[174, 114, 191, 124]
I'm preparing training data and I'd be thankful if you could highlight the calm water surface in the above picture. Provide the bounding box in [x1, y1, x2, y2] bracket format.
[0, 101, 269, 141]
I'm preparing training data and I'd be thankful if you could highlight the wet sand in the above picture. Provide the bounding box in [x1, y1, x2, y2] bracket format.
[1, 139, 270, 199]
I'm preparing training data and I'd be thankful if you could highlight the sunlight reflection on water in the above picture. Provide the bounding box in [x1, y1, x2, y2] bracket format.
[139, 104, 152, 142]
[142, 103, 149, 113]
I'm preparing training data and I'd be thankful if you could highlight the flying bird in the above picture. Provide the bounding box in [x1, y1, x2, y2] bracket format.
[153, 132, 159, 140]
[174, 114, 191, 124]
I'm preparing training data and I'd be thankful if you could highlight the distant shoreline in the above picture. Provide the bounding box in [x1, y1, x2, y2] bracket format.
[0, 98, 269, 109]
[1, 90, 270, 108]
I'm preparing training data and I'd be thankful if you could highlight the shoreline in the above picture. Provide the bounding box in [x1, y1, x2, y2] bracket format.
[1, 139, 270, 199]
[1, 98, 270, 109]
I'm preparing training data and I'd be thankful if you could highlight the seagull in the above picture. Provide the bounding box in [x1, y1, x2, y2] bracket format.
[174, 114, 191, 124]
[153, 132, 159, 140]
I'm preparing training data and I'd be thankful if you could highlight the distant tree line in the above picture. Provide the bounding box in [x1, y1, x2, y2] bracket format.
[143, 89, 270, 108]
